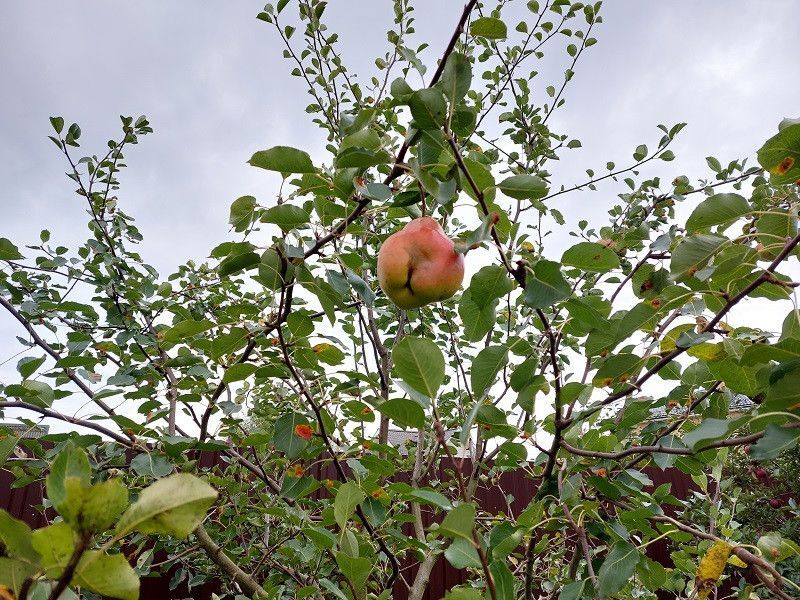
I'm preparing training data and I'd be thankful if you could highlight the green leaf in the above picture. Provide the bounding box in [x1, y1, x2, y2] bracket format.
[764, 360, 800, 412]
[439, 52, 472, 103]
[345, 268, 375, 307]
[17, 355, 46, 379]
[249, 146, 316, 174]
[757, 122, 800, 184]
[50, 116, 65, 133]
[598, 541, 640, 597]
[335, 147, 391, 168]
[31, 521, 139, 600]
[592, 353, 642, 387]
[75, 479, 128, 533]
[469, 266, 514, 309]
[130, 453, 173, 478]
[439, 502, 476, 540]
[261, 204, 311, 233]
[489, 522, 524, 561]
[559, 580, 586, 600]
[273, 412, 312, 459]
[162, 319, 215, 343]
[335, 551, 372, 598]
[0, 509, 39, 563]
[313, 343, 346, 366]
[561, 242, 620, 273]
[781, 309, 800, 341]
[31, 522, 75, 578]
[670, 234, 727, 277]
[115, 473, 218, 539]
[46, 444, 91, 512]
[392, 336, 445, 399]
[444, 537, 481, 569]
[756, 209, 797, 257]
[409, 88, 447, 130]
[0, 557, 37, 596]
[258, 248, 294, 291]
[0, 238, 23, 260]
[681, 417, 745, 451]
[458, 212, 501, 252]
[749, 424, 800, 460]
[228, 195, 257, 232]
[72, 551, 139, 600]
[406, 488, 452, 510]
[59, 478, 129, 534]
[741, 338, 800, 365]
[497, 174, 548, 200]
[490, 560, 514, 600]
[470, 17, 508, 39]
[685, 193, 751, 232]
[471, 345, 509, 399]
[564, 298, 607, 330]
[222, 363, 258, 384]
[377, 398, 425, 429]
[459, 289, 497, 342]
[334, 482, 365, 529]
[20, 380, 54, 407]
[444, 587, 483, 600]
[390, 77, 413, 100]
[523, 260, 571, 308]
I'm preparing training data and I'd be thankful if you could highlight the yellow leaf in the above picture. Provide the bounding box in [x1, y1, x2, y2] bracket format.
[727, 555, 748, 568]
[696, 541, 732, 599]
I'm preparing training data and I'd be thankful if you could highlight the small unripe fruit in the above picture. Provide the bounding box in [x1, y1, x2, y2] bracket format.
[377, 217, 465, 309]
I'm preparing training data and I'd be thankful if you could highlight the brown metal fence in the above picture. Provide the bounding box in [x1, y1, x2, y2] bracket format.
[1, 450, 724, 599]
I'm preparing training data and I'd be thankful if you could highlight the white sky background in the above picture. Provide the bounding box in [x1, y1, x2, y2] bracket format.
[1, 1, 799, 437]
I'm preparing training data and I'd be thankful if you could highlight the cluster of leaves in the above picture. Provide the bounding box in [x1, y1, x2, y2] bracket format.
[0, 443, 215, 599]
[1, 1, 800, 599]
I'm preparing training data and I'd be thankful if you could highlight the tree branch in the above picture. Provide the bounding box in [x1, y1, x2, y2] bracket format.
[194, 524, 267, 598]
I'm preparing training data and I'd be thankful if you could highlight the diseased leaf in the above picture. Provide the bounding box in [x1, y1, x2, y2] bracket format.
[562, 242, 620, 273]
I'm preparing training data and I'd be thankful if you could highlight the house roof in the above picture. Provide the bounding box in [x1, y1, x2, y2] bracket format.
[0, 423, 50, 439]
[386, 428, 458, 455]
[647, 393, 755, 421]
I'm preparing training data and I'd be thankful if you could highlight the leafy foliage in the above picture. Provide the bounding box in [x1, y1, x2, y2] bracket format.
[1, 1, 800, 599]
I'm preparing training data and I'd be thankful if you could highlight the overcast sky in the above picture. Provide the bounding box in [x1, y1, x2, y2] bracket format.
[1, 1, 798, 434]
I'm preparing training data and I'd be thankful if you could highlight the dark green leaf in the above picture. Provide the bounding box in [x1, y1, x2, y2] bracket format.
[392, 336, 445, 399]
[597, 541, 640, 597]
[249, 146, 316, 173]
[498, 174, 548, 200]
[523, 260, 571, 308]
[562, 242, 620, 273]
[409, 88, 447, 129]
[685, 193, 750, 232]
[377, 398, 425, 429]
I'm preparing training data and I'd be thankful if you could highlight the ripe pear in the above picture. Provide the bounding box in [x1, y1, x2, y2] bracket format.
[377, 217, 465, 309]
